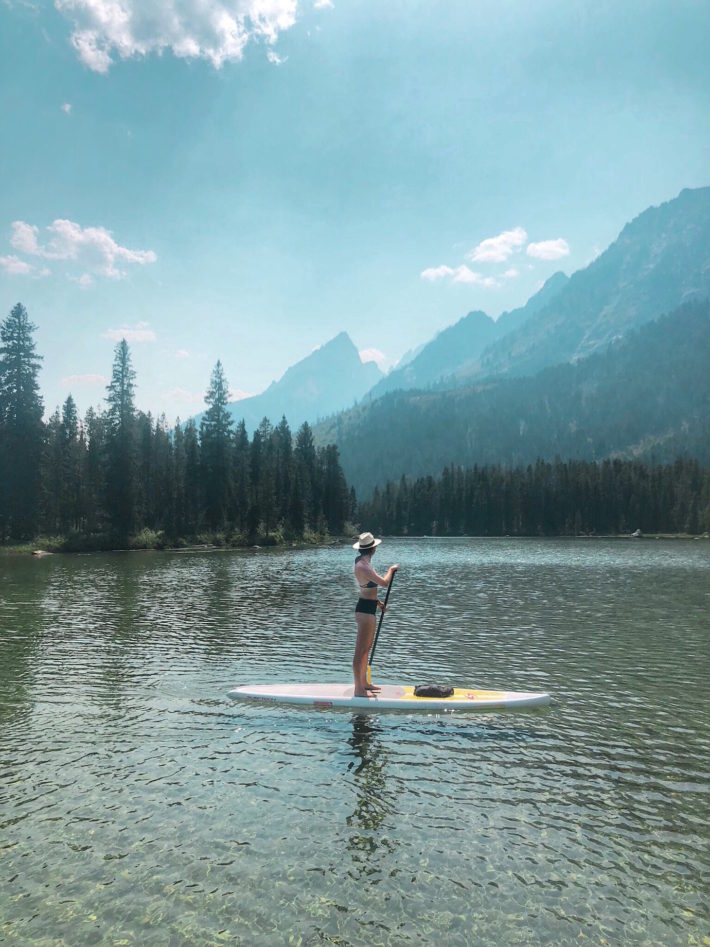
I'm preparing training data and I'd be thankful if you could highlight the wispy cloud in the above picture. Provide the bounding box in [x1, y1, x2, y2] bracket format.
[165, 387, 206, 406]
[420, 264, 498, 288]
[174, 349, 190, 359]
[229, 388, 253, 402]
[468, 227, 527, 263]
[69, 273, 94, 288]
[314, 0, 334, 8]
[526, 238, 570, 261]
[54, 0, 299, 73]
[0, 254, 33, 275]
[62, 102, 72, 114]
[7, 218, 156, 282]
[422, 225, 570, 289]
[451, 265, 498, 287]
[61, 373, 108, 387]
[0, 253, 51, 278]
[103, 321, 157, 343]
[359, 347, 387, 369]
[421, 264, 455, 282]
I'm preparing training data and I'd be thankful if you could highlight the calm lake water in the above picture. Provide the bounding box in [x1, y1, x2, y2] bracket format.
[1, 538, 708, 945]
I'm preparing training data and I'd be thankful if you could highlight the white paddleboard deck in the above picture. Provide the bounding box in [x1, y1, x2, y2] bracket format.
[228, 682, 550, 712]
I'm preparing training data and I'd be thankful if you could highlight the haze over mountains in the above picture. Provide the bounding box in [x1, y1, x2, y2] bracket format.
[470, 186, 710, 381]
[318, 300, 710, 494]
[194, 332, 382, 434]
[365, 271, 570, 400]
[201, 185, 710, 495]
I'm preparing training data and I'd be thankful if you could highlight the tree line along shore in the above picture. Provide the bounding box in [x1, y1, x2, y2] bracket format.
[1, 302, 709, 553]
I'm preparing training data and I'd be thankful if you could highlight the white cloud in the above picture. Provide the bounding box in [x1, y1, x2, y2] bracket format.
[468, 227, 527, 263]
[0, 254, 33, 275]
[359, 347, 387, 369]
[165, 387, 206, 406]
[314, 0, 333, 8]
[69, 273, 95, 288]
[61, 373, 108, 387]
[10, 221, 41, 255]
[452, 265, 498, 287]
[526, 238, 570, 261]
[175, 349, 190, 359]
[266, 49, 286, 64]
[0, 253, 51, 278]
[8, 218, 156, 280]
[103, 321, 157, 343]
[503, 267, 519, 280]
[420, 264, 454, 282]
[420, 264, 498, 288]
[62, 102, 72, 113]
[54, 0, 299, 73]
[229, 388, 253, 402]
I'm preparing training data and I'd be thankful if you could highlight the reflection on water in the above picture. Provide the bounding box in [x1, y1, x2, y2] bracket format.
[346, 715, 394, 872]
[0, 539, 709, 945]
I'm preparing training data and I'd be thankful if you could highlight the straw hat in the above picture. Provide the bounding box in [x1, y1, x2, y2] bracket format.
[352, 532, 382, 551]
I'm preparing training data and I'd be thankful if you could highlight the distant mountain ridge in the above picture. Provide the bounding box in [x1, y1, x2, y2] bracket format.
[193, 332, 382, 434]
[316, 300, 710, 495]
[466, 186, 710, 381]
[366, 271, 570, 399]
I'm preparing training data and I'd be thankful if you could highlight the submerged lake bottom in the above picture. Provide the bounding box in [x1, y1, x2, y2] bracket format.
[1, 538, 708, 945]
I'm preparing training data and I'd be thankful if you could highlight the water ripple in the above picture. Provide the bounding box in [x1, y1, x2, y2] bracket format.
[0, 539, 708, 945]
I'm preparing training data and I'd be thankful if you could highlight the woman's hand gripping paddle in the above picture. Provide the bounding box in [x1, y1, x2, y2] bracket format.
[367, 570, 396, 686]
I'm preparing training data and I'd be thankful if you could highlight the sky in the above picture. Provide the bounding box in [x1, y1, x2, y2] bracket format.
[1, 0, 709, 422]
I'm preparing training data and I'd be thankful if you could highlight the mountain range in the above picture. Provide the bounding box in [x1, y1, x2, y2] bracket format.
[193, 184, 710, 495]
[365, 270, 570, 399]
[194, 331, 382, 434]
[316, 299, 710, 495]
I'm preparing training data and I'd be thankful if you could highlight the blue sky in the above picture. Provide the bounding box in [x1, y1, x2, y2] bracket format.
[1, 0, 709, 422]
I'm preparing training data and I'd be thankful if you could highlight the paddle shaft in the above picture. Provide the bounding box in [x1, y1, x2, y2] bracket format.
[368, 570, 395, 671]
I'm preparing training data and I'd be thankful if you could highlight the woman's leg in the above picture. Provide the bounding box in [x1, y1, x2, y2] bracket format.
[353, 612, 377, 696]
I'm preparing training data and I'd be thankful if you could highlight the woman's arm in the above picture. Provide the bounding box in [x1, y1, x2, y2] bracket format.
[373, 563, 400, 587]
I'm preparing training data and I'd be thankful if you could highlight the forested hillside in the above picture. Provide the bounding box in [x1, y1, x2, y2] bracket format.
[317, 300, 710, 495]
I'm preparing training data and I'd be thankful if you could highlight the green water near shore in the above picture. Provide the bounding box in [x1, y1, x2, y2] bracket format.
[1, 538, 708, 945]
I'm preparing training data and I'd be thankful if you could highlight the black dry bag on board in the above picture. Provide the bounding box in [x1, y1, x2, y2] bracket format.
[413, 684, 454, 698]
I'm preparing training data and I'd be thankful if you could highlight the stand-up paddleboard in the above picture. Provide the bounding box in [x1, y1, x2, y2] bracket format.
[228, 682, 550, 712]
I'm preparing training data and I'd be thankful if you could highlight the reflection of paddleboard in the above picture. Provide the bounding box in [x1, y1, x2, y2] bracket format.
[228, 682, 550, 712]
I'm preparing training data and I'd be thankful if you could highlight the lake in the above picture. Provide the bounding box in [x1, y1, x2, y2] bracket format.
[1, 538, 708, 945]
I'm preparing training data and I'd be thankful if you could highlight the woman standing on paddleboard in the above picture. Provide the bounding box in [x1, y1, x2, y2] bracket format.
[352, 533, 399, 697]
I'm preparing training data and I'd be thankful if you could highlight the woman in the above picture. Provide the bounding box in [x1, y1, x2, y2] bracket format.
[352, 532, 399, 697]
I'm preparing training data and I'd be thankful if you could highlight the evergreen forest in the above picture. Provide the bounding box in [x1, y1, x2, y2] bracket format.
[358, 459, 710, 538]
[0, 304, 351, 548]
[1, 302, 708, 550]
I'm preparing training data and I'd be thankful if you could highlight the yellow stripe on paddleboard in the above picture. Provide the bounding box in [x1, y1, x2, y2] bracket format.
[401, 687, 508, 701]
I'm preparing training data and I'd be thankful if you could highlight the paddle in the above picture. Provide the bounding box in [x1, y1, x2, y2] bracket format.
[367, 570, 396, 685]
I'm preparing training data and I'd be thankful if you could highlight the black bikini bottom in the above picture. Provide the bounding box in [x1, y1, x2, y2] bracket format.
[355, 598, 377, 616]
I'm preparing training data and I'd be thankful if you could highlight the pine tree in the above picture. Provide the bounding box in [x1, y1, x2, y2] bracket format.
[105, 339, 137, 537]
[200, 361, 233, 530]
[321, 443, 349, 534]
[183, 420, 201, 534]
[60, 395, 84, 533]
[295, 422, 319, 530]
[0, 303, 44, 539]
[231, 420, 250, 532]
